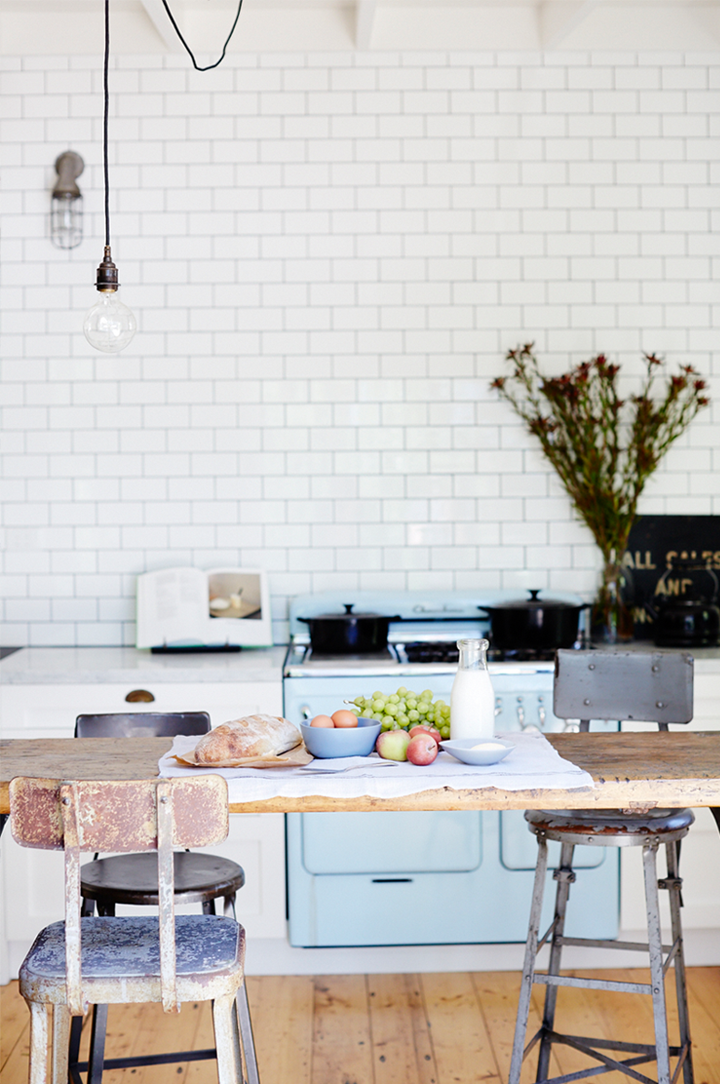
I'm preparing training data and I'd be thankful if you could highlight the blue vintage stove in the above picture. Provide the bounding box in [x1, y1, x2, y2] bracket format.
[282, 590, 618, 948]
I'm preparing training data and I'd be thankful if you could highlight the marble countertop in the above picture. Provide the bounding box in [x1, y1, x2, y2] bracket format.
[1, 643, 719, 685]
[0, 646, 288, 684]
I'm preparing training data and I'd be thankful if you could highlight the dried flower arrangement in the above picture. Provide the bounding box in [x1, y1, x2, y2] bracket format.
[491, 344, 710, 641]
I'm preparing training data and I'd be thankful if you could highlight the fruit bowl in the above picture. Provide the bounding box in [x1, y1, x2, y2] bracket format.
[300, 718, 381, 758]
[439, 737, 514, 766]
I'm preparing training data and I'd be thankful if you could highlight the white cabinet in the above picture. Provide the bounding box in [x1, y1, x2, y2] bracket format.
[620, 671, 720, 935]
[0, 680, 282, 738]
[0, 675, 287, 983]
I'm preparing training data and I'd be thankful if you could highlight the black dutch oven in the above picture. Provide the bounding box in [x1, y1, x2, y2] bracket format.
[299, 604, 401, 655]
[478, 590, 587, 652]
[645, 565, 720, 648]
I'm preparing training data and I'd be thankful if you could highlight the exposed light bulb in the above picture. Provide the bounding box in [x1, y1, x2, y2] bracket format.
[83, 290, 137, 353]
[84, 244, 137, 354]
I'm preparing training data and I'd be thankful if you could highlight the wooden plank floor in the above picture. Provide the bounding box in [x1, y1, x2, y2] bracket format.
[2, 969, 719, 1084]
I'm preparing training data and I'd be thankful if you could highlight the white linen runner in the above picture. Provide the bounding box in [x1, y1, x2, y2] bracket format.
[158, 730, 595, 804]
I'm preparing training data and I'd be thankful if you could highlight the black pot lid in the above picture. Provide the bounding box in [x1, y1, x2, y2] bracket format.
[301, 604, 399, 622]
[658, 598, 719, 611]
[482, 590, 581, 610]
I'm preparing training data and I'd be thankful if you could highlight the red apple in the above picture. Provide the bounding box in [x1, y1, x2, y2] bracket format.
[407, 734, 439, 765]
[408, 724, 442, 746]
[375, 730, 411, 761]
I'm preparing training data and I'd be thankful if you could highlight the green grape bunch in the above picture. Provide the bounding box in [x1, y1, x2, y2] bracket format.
[348, 686, 451, 740]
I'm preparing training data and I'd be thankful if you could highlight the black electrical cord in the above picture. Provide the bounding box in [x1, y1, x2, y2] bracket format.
[103, 0, 110, 247]
[160, 0, 244, 72]
[100, 0, 243, 248]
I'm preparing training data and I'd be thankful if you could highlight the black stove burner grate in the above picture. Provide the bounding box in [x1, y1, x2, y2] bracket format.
[403, 641, 460, 664]
[402, 642, 566, 664]
[487, 646, 558, 663]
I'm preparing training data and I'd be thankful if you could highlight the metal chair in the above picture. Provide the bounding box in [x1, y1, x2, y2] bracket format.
[68, 711, 257, 1084]
[509, 649, 695, 1084]
[11, 774, 257, 1084]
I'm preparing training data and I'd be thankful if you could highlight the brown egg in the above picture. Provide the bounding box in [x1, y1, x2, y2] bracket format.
[310, 714, 334, 728]
[331, 709, 359, 728]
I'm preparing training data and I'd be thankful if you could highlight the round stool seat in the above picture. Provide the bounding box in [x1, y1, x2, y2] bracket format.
[524, 806, 694, 847]
[81, 852, 245, 907]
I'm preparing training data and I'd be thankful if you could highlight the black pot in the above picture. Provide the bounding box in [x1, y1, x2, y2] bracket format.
[651, 598, 720, 647]
[298, 604, 401, 656]
[479, 590, 586, 652]
[646, 566, 720, 647]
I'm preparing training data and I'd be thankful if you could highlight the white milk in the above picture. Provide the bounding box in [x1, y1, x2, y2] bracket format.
[450, 638, 496, 741]
[450, 667, 496, 741]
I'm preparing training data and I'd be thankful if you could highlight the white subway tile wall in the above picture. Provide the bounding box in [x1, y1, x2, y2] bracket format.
[0, 51, 718, 646]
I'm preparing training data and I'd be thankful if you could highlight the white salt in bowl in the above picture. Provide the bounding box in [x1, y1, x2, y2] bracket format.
[439, 738, 514, 766]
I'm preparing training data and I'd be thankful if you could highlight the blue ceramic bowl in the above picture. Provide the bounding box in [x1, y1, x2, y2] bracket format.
[300, 718, 381, 758]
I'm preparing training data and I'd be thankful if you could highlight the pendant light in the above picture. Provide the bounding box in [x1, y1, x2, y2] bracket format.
[84, 0, 136, 354]
[83, 0, 245, 353]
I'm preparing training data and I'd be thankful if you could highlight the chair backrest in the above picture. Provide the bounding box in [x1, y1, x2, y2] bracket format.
[554, 649, 694, 731]
[75, 711, 211, 738]
[9, 775, 228, 1016]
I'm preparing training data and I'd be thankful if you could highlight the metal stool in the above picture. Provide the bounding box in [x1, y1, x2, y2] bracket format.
[68, 711, 258, 1084]
[509, 650, 695, 1084]
[12, 775, 256, 1084]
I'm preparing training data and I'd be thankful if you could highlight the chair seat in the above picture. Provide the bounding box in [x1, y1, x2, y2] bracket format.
[20, 915, 243, 1003]
[525, 806, 694, 846]
[80, 851, 245, 906]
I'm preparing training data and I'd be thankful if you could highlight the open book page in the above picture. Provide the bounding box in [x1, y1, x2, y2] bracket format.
[136, 566, 273, 648]
[136, 567, 208, 648]
[207, 568, 264, 621]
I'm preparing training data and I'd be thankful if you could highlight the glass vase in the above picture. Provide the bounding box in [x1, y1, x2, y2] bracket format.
[590, 560, 634, 644]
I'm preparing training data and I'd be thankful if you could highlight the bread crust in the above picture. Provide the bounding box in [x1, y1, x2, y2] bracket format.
[192, 714, 300, 764]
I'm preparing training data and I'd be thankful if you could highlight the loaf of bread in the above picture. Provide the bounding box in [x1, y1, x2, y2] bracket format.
[191, 714, 301, 764]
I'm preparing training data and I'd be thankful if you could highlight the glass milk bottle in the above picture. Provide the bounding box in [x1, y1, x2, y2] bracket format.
[450, 638, 495, 741]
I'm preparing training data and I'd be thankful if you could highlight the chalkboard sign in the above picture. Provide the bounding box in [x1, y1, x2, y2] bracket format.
[621, 515, 720, 639]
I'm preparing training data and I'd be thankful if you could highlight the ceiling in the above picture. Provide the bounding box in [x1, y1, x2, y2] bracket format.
[1, 0, 719, 54]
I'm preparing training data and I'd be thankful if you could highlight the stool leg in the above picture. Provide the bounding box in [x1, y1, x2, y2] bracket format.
[52, 1004, 70, 1084]
[536, 841, 575, 1082]
[509, 833, 549, 1084]
[666, 841, 694, 1084]
[87, 1003, 109, 1084]
[213, 993, 242, 1084]
[68, 1013, 83, 1080]
[643, 841, 671, 1084]
[236, 978, 261, 1084]
[28, 1002, 49, 1084]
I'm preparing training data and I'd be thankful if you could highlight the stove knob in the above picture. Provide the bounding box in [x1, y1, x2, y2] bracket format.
[537, 697, 546, 729]
[563, 719, 580, 733]
[494, 696, 502, 717]
[516, 697, 525, 727]
[300, 705, 312, 721]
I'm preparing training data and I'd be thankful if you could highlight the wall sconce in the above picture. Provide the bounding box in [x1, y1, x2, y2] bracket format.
[51, 151, 84, 249]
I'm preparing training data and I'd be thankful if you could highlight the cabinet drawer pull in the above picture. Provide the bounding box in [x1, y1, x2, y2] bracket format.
[125, 689, 155, 703]
[371, 878, 413, 884]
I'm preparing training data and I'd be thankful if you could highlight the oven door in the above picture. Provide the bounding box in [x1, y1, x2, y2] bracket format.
[283, 672, 619, 947]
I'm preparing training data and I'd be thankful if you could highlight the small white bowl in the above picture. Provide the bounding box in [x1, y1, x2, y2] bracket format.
[439, 737, 514, 766]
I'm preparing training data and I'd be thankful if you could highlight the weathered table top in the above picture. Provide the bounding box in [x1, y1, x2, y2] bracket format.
[1, 733, 719, 814]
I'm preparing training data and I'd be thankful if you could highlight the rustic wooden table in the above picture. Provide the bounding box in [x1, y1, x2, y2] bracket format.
[1, 732, 719, 814]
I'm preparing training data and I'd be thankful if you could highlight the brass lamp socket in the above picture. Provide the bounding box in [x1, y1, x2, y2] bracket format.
[95, 246, 119, 292]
